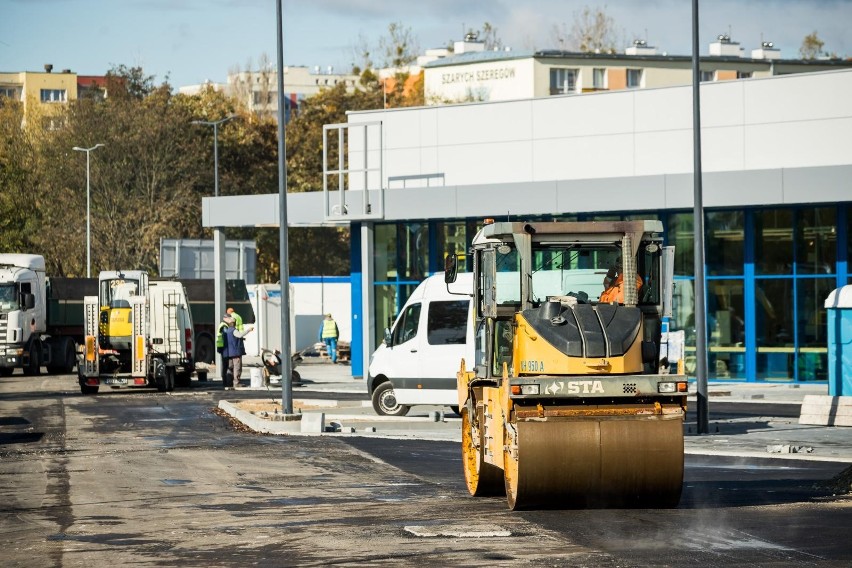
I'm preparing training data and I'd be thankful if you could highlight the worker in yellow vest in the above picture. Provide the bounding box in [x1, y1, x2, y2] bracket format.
[216, 314, 230, 385]
[318, 313, 340, 364]
[226, 307, 243, 331]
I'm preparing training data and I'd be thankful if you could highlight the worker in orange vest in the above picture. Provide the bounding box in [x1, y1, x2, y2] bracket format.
[599, 262, 643, 304]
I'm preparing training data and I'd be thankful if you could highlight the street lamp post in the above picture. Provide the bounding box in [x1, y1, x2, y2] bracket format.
[191, 116, 236, 197]
[192, 116, 236, 384]
[72, 144, 104, 278]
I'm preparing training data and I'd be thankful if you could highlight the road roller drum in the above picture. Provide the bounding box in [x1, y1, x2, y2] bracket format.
[503, 415, 684, 509]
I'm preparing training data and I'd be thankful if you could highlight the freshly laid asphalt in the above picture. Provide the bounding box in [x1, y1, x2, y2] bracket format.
[222, 357, 852, 464]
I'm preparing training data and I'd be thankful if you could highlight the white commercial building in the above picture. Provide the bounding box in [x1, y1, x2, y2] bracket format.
[204, 68, 852, 384]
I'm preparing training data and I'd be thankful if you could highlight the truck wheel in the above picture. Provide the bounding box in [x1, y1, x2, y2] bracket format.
[166, 367, 176, 392]
[194, 334, 215, 365]
[197, 371, 208, 382]
[23, 342, 40, 376]
[80, 383, 99, 395]
[47, 338, 76, 375]
[371, 381, 410, 417]
[175, 371, 192, 388]
[154, 360, 168, 392]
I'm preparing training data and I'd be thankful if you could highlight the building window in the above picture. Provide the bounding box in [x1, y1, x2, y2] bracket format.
[549, 68, 578, 95]
[700, 70, 715, 82]
[737, 71, 753, 79]
[668, 213, 694, 277]
[756, 209, 793, 274]
[797, 207, 836, 275]
[706, 211, 744, 276]
[0, 87, 18, 99]
[593, 68, 606, 89]
[436, 222, 468, 272]
[626, 68, 642, 88]
[39, 89, 67, 103]
[707, 279, 746, 379]
[373, 221, 430, 346]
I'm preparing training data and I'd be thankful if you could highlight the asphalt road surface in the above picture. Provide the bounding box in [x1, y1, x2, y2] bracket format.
[2, 373, 850, 567]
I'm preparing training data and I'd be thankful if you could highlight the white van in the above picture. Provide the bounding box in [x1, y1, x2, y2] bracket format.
[368, 272, 473, 416]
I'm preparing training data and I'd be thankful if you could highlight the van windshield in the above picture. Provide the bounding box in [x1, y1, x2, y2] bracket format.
[0, 284, 19, 313]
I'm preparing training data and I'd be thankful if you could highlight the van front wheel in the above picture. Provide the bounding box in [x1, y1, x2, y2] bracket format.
[371, 381, 410, 417]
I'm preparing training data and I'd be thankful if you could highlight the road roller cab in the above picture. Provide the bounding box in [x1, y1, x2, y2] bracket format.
[448, 219, 689, 510]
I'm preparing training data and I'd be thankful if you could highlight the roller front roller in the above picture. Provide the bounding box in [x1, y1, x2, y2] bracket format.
[503, 415, 684, 510]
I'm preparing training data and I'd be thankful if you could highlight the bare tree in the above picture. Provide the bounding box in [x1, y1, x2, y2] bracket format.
[379, 22, 419, 69]
[569, 5, 620, 53]
[481, 22, 503, 51]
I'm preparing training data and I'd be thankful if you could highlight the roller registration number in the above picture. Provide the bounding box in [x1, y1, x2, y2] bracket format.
[520, 360, 544, 372]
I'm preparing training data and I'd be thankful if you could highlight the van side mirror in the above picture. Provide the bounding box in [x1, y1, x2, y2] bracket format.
[444, 254, 458, 284]
[383, 327, 392, 347]
[23, 293, 35, 310]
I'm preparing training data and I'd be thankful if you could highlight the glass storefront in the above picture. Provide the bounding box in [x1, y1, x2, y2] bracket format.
[367, 204, 847, 383]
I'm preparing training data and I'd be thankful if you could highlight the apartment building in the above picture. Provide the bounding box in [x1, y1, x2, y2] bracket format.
[0, 65, 79, 123]
[423, 35, 852, 104]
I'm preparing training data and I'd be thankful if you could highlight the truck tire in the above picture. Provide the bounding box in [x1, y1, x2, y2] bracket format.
[194, 334, 215, 365]
[166, 367, 176, 392]
[0, 368, 13, 377]
[154, 359, 168, 392]
[197, 371, 208, 382]
[47, 338, 76, 375]
[23, 342, 41, 376]
[371, 381, 410, 417]
[80, 383, 99, 395]
[175, 371, 192, 388]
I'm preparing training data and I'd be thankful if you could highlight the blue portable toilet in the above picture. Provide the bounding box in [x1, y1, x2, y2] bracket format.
[825, 285, 852, 397]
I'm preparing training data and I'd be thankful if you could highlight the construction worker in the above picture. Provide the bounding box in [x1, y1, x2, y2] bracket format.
[599, 261, 643, 304]
[318, 313, 340, 364]
[221, 316, 253, 389]
[216, 314, 230, 385]
[226, 307, 243, 331]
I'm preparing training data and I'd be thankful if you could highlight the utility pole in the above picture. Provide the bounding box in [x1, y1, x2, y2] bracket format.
[692, 0, 710, 434]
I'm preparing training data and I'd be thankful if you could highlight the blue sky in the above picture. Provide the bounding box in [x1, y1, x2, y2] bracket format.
[1, 0, 850, 89]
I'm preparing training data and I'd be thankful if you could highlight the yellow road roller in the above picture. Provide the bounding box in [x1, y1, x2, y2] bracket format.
[446, 220, 688, 510]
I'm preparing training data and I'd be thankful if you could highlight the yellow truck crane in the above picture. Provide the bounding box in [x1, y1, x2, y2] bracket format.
[447, 220, 688, 510]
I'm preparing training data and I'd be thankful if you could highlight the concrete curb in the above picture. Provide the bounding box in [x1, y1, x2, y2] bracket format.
[217, 400, 304, 434]
[799, 395, 852, 427]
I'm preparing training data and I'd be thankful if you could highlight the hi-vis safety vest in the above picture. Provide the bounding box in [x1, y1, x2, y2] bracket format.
[321, 319, 338, 339]
[216, 321, 228, 348]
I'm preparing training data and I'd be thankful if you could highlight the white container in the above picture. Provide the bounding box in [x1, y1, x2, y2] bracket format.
[249, 367, 263, 388]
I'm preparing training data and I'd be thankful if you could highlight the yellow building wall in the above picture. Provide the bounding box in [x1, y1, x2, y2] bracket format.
[0, 71, 78, 122]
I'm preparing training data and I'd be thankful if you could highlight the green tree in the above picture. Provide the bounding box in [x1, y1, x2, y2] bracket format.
[0, 99, 39, 254]
[799, 31, 825, 59]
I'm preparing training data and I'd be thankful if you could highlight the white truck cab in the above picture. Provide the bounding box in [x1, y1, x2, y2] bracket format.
[368, 272, 473, 416]
[0, 254, 51, 375]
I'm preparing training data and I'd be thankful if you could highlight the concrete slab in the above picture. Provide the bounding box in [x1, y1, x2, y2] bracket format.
[404, 525, 512, 538]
